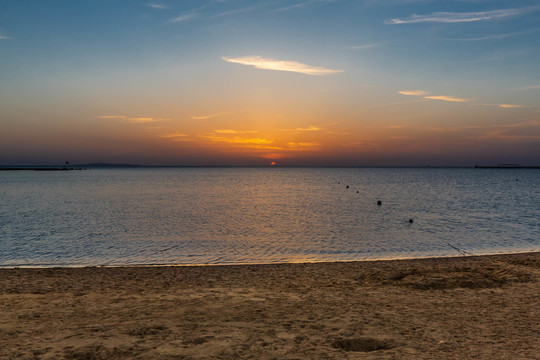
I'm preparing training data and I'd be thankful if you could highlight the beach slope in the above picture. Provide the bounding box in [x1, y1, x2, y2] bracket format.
[1, 252, 539, 359]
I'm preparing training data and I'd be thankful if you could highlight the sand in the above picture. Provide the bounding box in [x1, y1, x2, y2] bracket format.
[1, 252, 539, 359]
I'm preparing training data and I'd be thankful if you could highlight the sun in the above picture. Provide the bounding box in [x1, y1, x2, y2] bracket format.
[270, 161, 276, 166]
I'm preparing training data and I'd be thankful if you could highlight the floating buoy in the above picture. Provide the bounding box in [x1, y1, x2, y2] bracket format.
[409, 219, 414, 224]
[346, 185, 349, 188]
[357, 190, 359, 193]
[377, 200, 382, 205]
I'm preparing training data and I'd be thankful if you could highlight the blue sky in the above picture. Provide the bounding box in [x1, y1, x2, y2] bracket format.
[1, 0, 539, 165]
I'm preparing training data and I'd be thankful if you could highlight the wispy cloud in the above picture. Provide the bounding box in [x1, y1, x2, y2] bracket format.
[398, 90, 529, 108]
[160, 131, 188, 138]
[512, 85, 540, 91]
[385, 6, 539, 24]
[97, 115, 170, 123]
[498, 104, 526, 109]
[201, 134, 276, 146]
[168, 13, 197, 24]
[192, 111, 242, 120]
[214, 129, 258, 134]
[274, 0, 329, 12]
[345, 43, 382, 51]
[147, 3, 168, 9]
[222, 56, 343, 76]
[212, 5, 259, 18]
[281, 126, 322, 132]
[287, 142, 321, 149]
[424, 119, 540, 144]
[474, 103, 528, 109]
[0, 34, 11, 40]
[473, 120, 540, 141]
[398, 90, 427, 96]
[442, 30, 536, 41]
[424, 95, 469, 102]
[398, 90, 469, 103]
[192, 115, 212, 120]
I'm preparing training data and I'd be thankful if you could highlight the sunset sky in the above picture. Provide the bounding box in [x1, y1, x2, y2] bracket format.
[1, 0, 539, 166]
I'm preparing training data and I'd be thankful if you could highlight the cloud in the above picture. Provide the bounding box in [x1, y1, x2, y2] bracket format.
[498, 104, 526, 109]
[97, 115, 128, 119]
[470, 103, 528, 109]
[398, 90, 427, 96]
[214, 129, 258, 134]
[262, 153, 286, 159]
[474, 121, 540, 141]
[168, 13, 197, 23]
[512, 85, 540, 91]
[212, 5, 259, 18]
[398, 91, 469, 103]
[97, 115, 170, 123]
[442, 30, 536, 41]
[385, 7, 538, 24]
[345, 43, 382, 51]
[275, 0, 329, 12]
[0, 34, 11, 40]
[147, 3, 168, 9]
[127, 117, 162, 123]
[424, 95, 469, 102]
[160, 132, 188, 138]
[281, 126, 322, 132]
[192, 111, 241, 120]
[222, 56, 343, 76]
[202, 134, 276, 146]
[287, 142, 321, 149]
[328, 131, 353, 135]
[497, 104, 523, 109]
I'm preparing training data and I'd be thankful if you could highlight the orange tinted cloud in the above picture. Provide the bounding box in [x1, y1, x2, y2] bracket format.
[423, 95, 469, 102]
[222, 56, 343, 76]
[398, 90, 427, 96]
[98, 115, 169, 123]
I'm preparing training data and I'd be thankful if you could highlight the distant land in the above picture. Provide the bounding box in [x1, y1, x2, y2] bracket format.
[74, 163, 142, 168]
[2, 163, 540, 170]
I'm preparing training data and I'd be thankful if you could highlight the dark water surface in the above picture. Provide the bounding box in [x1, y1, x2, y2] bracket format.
[1, 167, 538, 266]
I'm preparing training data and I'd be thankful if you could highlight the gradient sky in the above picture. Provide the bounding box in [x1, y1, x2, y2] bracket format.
[1, 0, 540, 166]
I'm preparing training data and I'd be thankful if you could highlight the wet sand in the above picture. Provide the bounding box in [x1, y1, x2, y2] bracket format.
[1, 252, 539, 359]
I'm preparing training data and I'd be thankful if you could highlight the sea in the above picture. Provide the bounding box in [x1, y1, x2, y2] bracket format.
[1, 167, 539, 267]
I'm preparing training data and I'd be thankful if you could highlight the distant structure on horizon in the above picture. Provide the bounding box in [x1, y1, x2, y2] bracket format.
[474, 164, 540, 169]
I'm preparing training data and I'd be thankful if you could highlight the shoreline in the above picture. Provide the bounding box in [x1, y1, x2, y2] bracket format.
[2, 248, 539, 269]
[1, 252, 539, 359]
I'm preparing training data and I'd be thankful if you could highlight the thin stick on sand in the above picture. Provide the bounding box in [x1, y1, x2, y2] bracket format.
[447, 242, 474, 256]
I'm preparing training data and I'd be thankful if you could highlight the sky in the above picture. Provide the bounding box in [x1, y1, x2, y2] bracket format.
[1, 0, 540, 166]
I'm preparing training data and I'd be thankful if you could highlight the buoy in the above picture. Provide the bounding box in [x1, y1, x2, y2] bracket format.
[356, 190, 359, 193]
[346, 185, 349, 188]
[409, 219, 414, 223]
[377, 200, 382, 205]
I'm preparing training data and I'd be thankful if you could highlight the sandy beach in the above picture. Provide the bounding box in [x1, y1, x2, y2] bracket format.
[1, 252, 539, 359]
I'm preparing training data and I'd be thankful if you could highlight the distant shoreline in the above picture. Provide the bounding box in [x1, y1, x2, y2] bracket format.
[2, 164, 540, 169]
[0, 167, 84, 171]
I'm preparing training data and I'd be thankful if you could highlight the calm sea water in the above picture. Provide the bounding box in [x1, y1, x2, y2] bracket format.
[1, 167, 539, 267]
